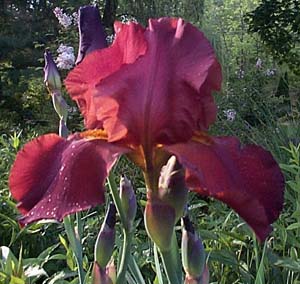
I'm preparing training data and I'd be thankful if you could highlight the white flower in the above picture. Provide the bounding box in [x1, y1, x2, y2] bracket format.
[235, 69, 244, 79]
[72, 12, 79, 25]
[120, 14, 138, 24]
[223, 109, 237, 122]
[53, 7, 73, 28]
[106, 34, 115, 44]
[265, 68, 276, 77]
[256, 58, 262, 68]
[55, 44, 75, 70]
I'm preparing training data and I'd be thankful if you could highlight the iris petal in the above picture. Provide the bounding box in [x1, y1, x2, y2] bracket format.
[93, 18, 221, 146]
[9, 134, 127, 226]
[65, 21, 147, 129]
[165, 137, 284, 241]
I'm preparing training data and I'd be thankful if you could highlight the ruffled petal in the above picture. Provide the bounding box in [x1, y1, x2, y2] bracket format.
[65, 21, 147, 129]
[165, 137, 284, 241]
[94, 18, 221, 146]
[9, 134, 127, 226]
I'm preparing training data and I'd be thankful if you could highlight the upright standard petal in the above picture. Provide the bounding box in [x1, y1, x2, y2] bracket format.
[165, 137, 284, 241]
[76, 5, 107, 65]
[9, 134, 127, 226]
[65, 21, 147, 129]
[93, 18, 221, 146]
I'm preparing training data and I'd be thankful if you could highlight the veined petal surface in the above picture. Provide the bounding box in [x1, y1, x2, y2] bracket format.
[9, 134, 126, 226]
[94, 18, 221, 146]
[165, 137, 284, 241]
[65, 22, 147, 129]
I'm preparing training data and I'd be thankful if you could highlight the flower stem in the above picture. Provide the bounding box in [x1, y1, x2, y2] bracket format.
[107, 173, 127, 226]
[116, 230, 133, 284]
[63, 215, 85, 284]
[107, 172, 133, 284]
[159, 232, 182, 284]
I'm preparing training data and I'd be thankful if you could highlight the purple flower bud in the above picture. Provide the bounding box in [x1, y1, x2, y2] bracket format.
[44, 50, 62, 92]
[94, 203, 116, 268]
[76, 5, 107, 65]
[158, 156, 188, 221]
[182, 216, 206, 281]
[51, 92, 69, 120]
[59, 118, 68, 138]
[91, 261, 114, 284]
[144, 192, 176, 251]
[145, 156, 188, 251]
[119, 175, 137, 231]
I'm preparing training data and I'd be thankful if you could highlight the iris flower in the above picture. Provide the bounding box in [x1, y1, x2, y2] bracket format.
[9, 7, 284, 242]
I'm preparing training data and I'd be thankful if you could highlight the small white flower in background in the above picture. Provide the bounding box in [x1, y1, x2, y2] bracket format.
[68, 106, 78, 113]
[256, 58, 262, 69]
[56, 44, 75, 70]
[223, 109, 237, 122]
[53, 7, 73, 28]
[120, 14, 138, 24]
[72, 12, 79, 25]
[106, 34, 115, 44]
[236, 69, 244, 79]
[265, 68, 276, 77]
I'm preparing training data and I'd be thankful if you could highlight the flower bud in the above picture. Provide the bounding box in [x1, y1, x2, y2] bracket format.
[91, 261, 114, 284]
[144, 192, 176, 251]
[44, 50, 62, 92]
[59, 118, 68, 138]
[76, 5, 107, 64]
[182, 216, 206, 281]
[119, 175, 136, 231]
[158, 156, 188, 221]
[94, 203, 116, 268]
[51, 92, 68, 121]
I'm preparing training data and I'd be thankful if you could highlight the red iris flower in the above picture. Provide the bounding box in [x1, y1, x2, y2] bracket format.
[9, 17, 284, 241]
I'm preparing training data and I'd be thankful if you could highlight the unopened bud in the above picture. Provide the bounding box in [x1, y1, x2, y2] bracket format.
[44, 50, 62, 92]
[52, 92, 68, 121]
[91, 261, 114, 284]
[119, 175, 136, 231]
[95, 203, 116, 268]
[158, 156, 188, 221]
[182, 216, 205, 281]
[59, 119, 69, 138]
[144, 193, 176, 251]
[76, 5, 107, 64]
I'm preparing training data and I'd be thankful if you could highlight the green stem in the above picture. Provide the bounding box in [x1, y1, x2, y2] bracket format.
[116, 230, 133, 284]
[107, 172, 133, 284]
[107, 173, 127, 226]
[159, 232, 182, 284]
[63, 215, 85, 284]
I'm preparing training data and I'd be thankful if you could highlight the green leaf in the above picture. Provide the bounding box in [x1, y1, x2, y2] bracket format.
[286, 223, 300, 230]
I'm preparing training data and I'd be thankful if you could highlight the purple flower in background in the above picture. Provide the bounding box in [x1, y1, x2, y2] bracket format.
[256, 58, 262, 69]
[76, 5, 107, 64]
[53, 7, 73, 28]
[223, 109, 237, 122]
[56, 44, 75, 70]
